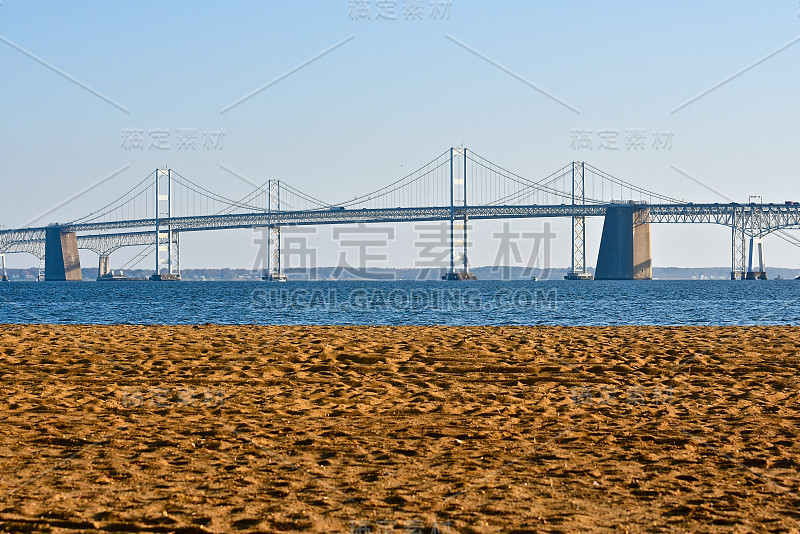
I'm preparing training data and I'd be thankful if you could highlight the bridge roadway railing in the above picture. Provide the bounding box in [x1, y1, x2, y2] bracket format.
[2, 203, 800, 254]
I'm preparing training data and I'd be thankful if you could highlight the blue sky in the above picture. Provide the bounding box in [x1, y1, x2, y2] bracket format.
[1, 1, 799, 271]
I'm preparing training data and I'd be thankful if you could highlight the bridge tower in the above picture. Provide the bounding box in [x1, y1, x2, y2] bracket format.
[152, 169, 180, 281]
[262, 179, 287, 281]
[565, 161, 592, 280]
[443, 147, 476, 280]
[1, 253, 7, 281]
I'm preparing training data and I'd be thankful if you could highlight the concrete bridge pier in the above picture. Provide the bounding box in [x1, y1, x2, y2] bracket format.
[1, 253, 8, 281]
[44, 225, 82, 281]
[745, 237, 767, 280]
[594, 205, 652, 280]
[98, 254, 111, 279]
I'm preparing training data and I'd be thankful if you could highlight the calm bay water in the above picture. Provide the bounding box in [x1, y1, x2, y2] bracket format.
[1, 280, 799, 325]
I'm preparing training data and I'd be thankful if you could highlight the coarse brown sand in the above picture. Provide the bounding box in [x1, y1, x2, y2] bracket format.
[0, 325, 799, 533]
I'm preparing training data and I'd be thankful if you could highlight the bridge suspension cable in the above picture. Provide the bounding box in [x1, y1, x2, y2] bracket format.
[57, 146, 697, 230]
[169, 171, 264, 214]
[215, 179, 330, 215]
[118, 246, 153, 271]
[273, 182, 330, 210]
[331, 149, 452, 209]
[68, 170, 156, 225]
[465, 151, 578, 206]
[774, 229, 800, 248]
[214, 181, 272, 215]
[582, 163, 683, 204]
[466, 151, 684, 206]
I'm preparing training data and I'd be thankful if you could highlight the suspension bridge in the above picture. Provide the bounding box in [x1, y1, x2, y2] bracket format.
[1, 147, 799, 282]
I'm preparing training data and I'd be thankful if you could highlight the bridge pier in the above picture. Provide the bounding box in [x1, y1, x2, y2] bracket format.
[443, 147, 476, 281]
[1, 253, 7, 281]
[745, 237, 767, 280]
[98, 254, 111, 279]
[44, 225, 82, 281]
[595, 205, 652, 280]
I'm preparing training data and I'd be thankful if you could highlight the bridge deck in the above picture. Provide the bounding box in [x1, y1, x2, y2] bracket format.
[2, 203, 799, 256]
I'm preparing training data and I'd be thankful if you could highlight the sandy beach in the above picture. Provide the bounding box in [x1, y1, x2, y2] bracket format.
[0, 325, 798, 533]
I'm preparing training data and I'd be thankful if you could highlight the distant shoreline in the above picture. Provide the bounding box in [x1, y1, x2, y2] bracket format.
[2, 266, 799, 282]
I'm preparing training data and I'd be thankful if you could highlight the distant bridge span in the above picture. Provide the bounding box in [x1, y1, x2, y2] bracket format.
[1, 148, 798, 281]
